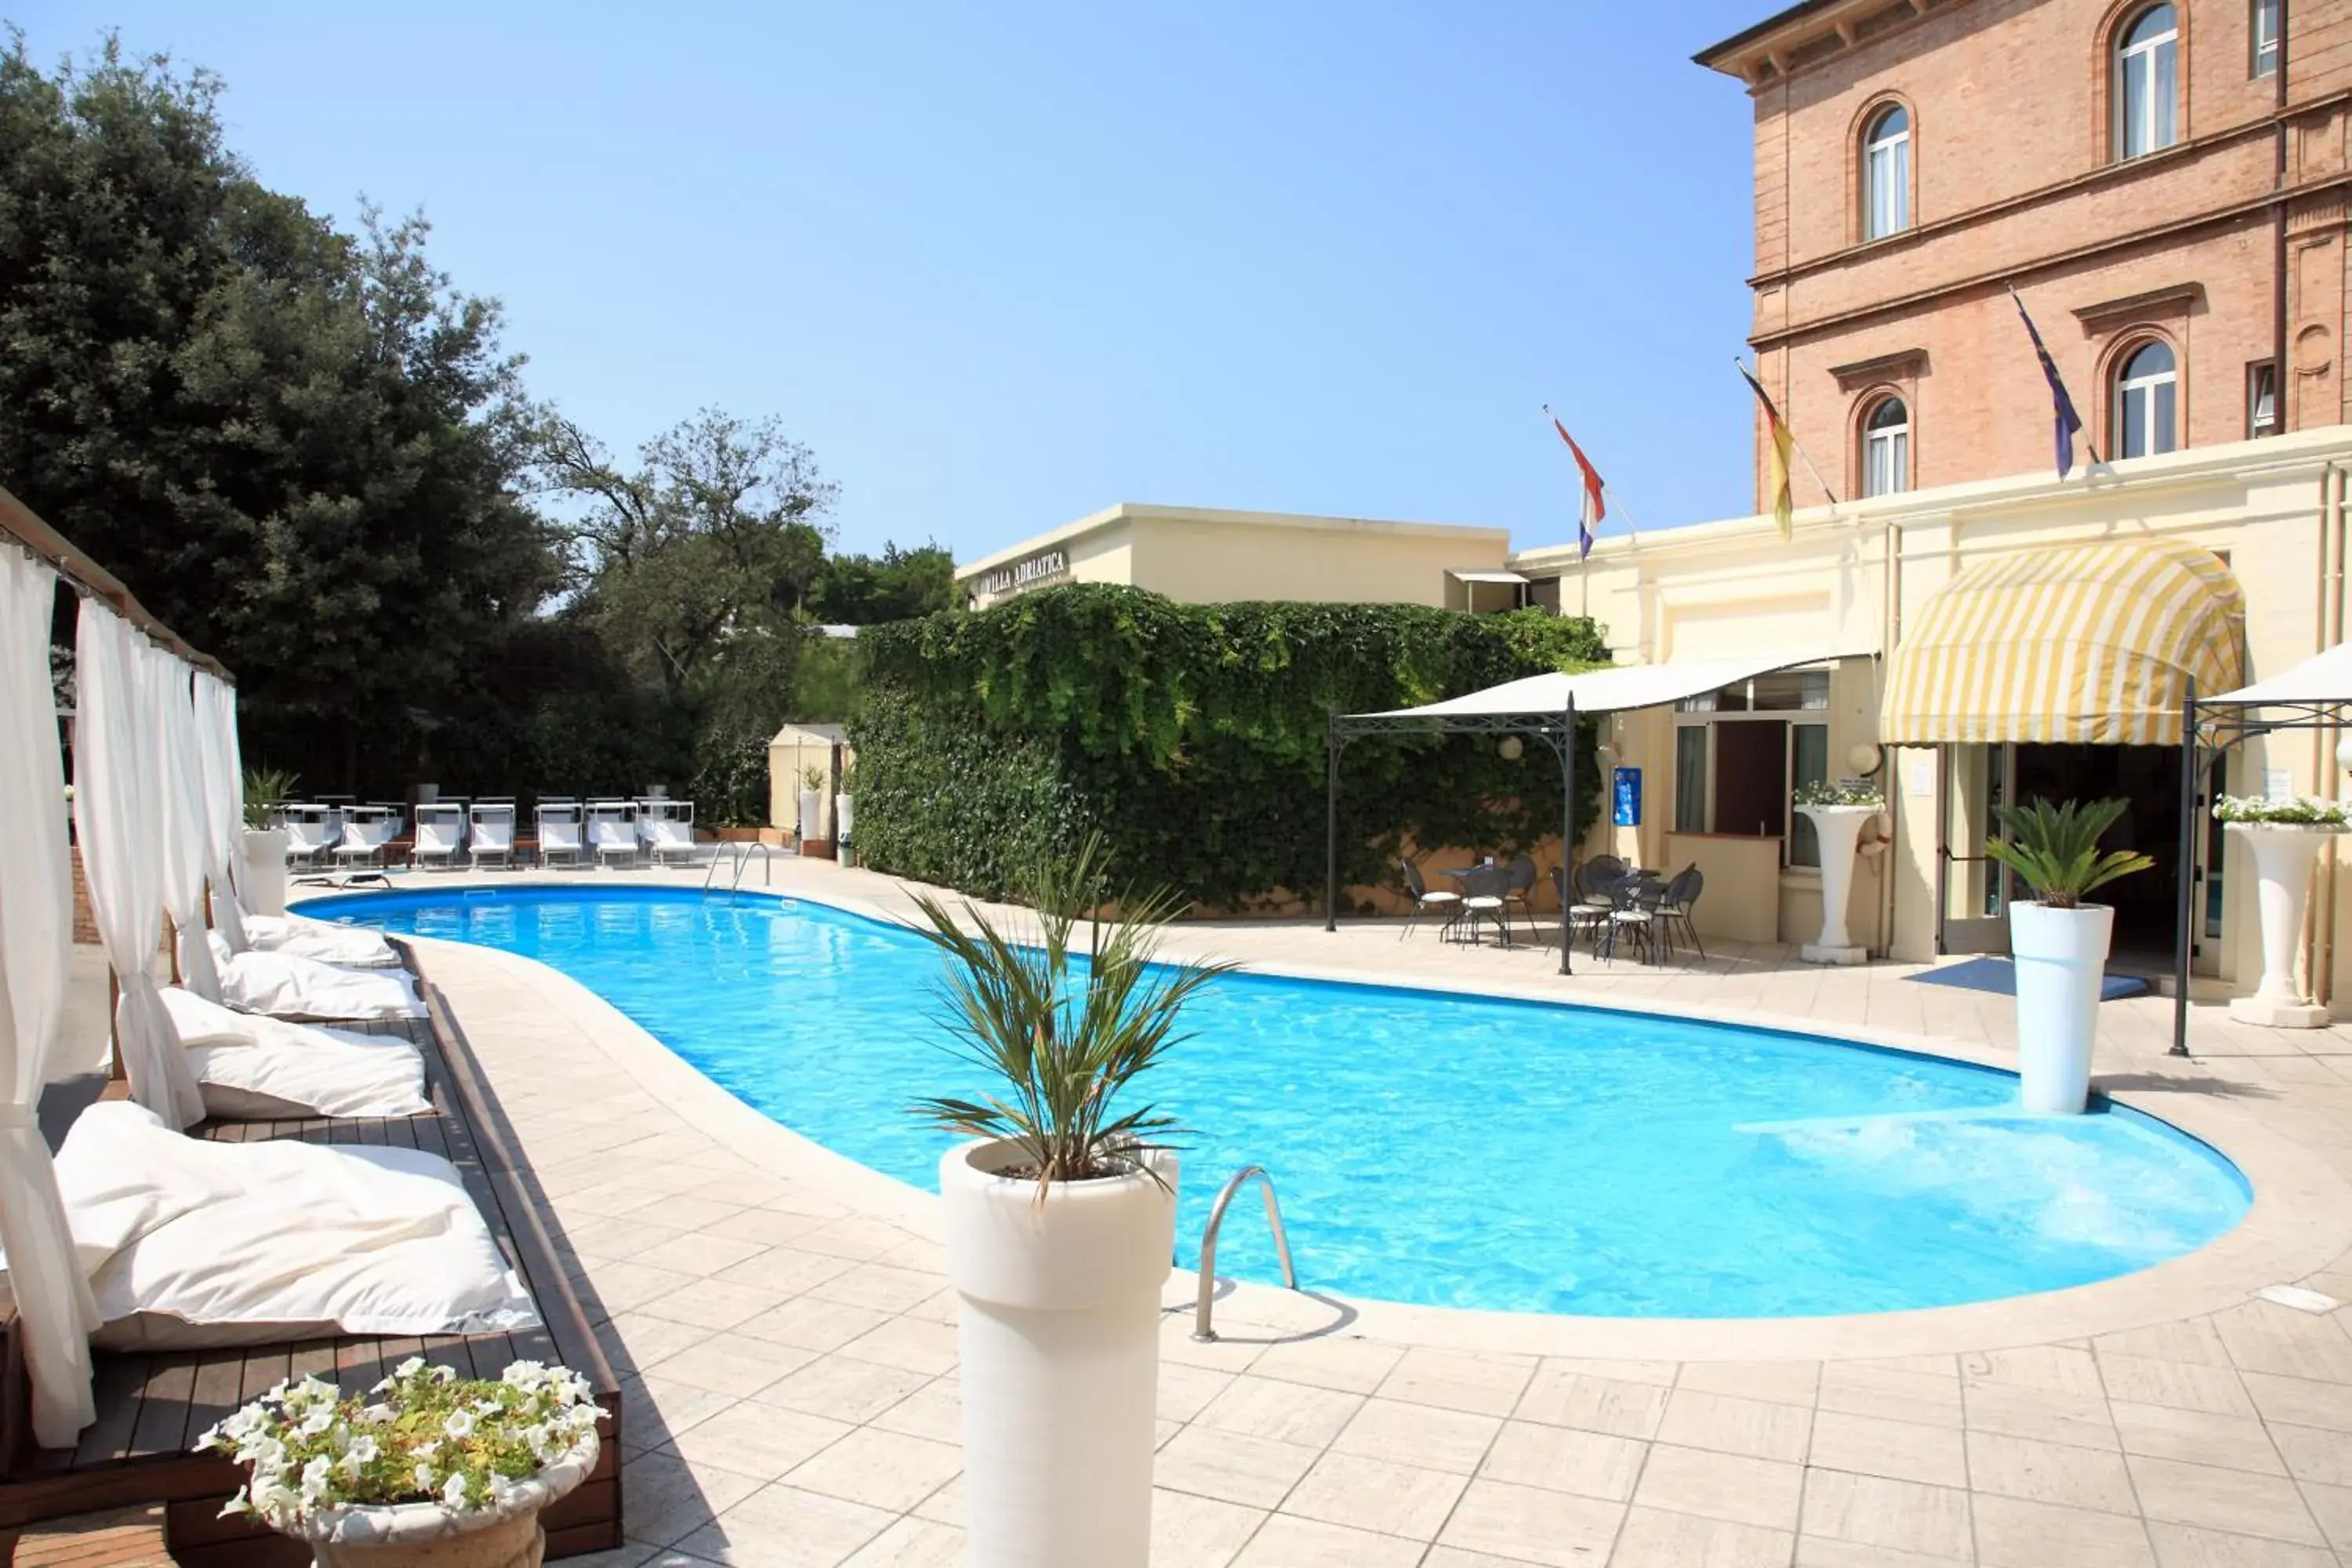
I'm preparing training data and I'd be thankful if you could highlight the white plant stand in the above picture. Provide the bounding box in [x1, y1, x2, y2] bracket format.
[2010, 901, 2113, 1114]
[1798, 804, 1877, 965]
[941, 1139, 1176, 1568]
[2225, 822, 2343, 1028]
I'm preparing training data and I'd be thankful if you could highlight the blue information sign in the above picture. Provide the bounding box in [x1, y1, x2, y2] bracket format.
[1612, 766, 1642, 828]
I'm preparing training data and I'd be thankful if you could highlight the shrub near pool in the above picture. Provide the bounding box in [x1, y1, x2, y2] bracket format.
[851, 585, 1608, 909]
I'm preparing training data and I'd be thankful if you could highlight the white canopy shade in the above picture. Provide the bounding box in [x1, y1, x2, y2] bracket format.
[2204, 641, 2352, 707]
[1446, 570, 1530, 586]
[1351, 650, 1853, 720]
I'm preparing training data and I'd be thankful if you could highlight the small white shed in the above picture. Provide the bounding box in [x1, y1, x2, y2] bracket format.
[768, 722, 853, 847]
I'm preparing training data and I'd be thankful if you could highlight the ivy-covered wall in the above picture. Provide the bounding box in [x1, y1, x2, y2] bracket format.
[850, 586, 1609, 909]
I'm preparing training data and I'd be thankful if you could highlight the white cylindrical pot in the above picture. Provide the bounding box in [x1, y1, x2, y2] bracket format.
[941, 1138, 1177, 1568]
[797, 789, 823, 844]
[834, 793, 854, 841]
[2226, 822, 2343, 1027]
[242, 827, 289, 916]
[1798, 805, 1877, 965]
[2009, 902, 2114, 1114]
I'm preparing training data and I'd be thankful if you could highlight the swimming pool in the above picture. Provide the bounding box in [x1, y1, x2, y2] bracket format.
[309, 886, 2250, 1319]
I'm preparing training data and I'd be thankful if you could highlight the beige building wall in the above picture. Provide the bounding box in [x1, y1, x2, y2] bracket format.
[957, 503, 1509, 612]
[1512, 425, 2352, 990]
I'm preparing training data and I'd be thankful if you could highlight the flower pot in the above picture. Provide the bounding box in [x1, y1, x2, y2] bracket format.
[797, 789, 823, 848]
[293, 1434, 597, 1568]
[2009, 901, 2114, 1114]
[941, 1138, 1177, 1568]
[1798, 804, 1878, 965]
[242, 827, 289, 916]
[2224, 822, 2343, 1028]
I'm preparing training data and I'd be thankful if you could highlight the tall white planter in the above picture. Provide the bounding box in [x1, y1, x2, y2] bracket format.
[241, 826, 289, 916]
[796, 789, 824, 845]
[2009, 902, 2113, 1114]
[2225, 822, 2343, 1028]
[1798, 804, 1877, 965]
[941, 1139, 1177, 1568]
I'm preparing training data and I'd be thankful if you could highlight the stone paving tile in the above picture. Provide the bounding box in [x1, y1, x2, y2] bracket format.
[405, 867, 2352, 1568]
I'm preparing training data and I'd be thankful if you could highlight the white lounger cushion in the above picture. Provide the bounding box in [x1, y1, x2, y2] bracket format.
[208, 932, 426, 1021]
[237, 912, 401, 968]
[2, 1102, 536, 1352]
[161, 988, 430, 1120]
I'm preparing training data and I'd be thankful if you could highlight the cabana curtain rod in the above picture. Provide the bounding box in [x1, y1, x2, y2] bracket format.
[0, 482, 234, 683]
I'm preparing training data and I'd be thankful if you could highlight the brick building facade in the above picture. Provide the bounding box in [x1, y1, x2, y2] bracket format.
[1697, 0, 2352, 507]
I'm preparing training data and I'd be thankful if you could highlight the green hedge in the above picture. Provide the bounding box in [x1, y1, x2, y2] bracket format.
[850, 586, 1608, 908]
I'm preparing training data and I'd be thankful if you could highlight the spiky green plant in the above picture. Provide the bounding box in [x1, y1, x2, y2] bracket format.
[241, 768, 298, 830]
[904, 832, 1236, 1195]
[1985, 797, 2154, 909]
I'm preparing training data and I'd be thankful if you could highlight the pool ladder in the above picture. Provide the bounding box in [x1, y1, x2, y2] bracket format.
[702, 842, 780, 892]
[1192, 1166, 1299, 1341]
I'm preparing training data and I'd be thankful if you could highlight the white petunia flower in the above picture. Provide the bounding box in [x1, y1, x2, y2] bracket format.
[396, 1356, 428, 1379]
[441, 1472, 470, 1509]
[444, 1410, 477, 1440]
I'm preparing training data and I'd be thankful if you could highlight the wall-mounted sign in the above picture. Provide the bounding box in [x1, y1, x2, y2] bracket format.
[1612, 766, 1642, 828]
[975, 548, 1069, 601]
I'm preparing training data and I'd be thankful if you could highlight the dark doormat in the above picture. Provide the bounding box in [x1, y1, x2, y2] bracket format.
[1906, 956, 2151, 1002]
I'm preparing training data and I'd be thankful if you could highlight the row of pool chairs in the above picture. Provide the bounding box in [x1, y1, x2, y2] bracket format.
[280, 798, 702, 873]
[1397, 855, 1708, 964]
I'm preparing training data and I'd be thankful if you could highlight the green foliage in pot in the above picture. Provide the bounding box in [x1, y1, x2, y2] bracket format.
[800, 764, 826, 792]
[242, 768, 297, 829]
[1985, 797, 2154, 910]
[905, 832, 1237, 1194]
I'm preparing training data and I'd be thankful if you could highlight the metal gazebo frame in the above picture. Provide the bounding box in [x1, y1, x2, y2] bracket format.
[1323, 698, 1582, 975]
[2172, 680, 2351, 1055]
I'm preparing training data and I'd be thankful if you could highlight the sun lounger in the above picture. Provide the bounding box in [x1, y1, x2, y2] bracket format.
[162, 987, 429, 1120]
[280, 805, 335, 872]
[228, 909, 401, 968]
[412, 801, 466, 871]
[536, 799, 584, 868]
[587, 801, 637, 869]
[470, 800, 517, 870]
[206, 933, 426, 1020]
[642, 800, 699, 866]
[328, 804, 397, 870]
[7, 1101, 535, 1352]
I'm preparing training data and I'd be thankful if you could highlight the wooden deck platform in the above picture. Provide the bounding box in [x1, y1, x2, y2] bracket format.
[0, 945, 623, 1563]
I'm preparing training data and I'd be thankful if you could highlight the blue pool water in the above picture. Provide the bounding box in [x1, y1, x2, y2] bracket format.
[307, 886, 2250, 1319]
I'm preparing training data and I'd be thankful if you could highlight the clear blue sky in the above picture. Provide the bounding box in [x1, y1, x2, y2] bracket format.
[13, 1, 1769, 562]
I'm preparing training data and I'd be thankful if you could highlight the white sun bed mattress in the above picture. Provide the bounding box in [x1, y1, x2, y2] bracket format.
[162, 987, 430, 1120]
[208, 932, 425, 1021]
[235, 911, 401, 968]
[0, 1102, 537, 1352]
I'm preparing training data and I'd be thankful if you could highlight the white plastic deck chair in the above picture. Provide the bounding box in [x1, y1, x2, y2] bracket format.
[535, 800, 584, 869]
[282, 804, 335, 871]
[330, 803, 394, 869]
[588, 800, 638, 869]
[469, 800, 517, 870]
[644, 800, 699, 866]
[412, 802, 467, 871]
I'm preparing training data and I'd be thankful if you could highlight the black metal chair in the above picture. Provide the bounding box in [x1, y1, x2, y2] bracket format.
[1451, 865, 1512, 948]
[1599, 872, 1666, 964]
[1569, 855, 1624, 951]
[1501, 854, 1541, 940]
[1398, 858, 1462, 940]
[1658, 865, 1706, 960]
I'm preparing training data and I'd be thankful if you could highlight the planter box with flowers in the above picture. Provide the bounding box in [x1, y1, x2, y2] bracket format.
[200, 1357, 600, 1567]
[2212, 794, 2350, 1028]
[1794, 781, 1885, 965]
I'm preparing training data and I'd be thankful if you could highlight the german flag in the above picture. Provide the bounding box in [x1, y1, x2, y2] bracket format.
[1737, 362, 1796, 539]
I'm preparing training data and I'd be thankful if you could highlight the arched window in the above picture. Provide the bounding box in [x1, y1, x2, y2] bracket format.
[2117, 5, 2180, 159]
[1862, 104, 1911, 240]
[2115, 340, 2178, 458]
[1862, 396, 1911, 496]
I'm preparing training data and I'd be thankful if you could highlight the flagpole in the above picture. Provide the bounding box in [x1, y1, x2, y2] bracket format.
[1737, 358, 1842, 508]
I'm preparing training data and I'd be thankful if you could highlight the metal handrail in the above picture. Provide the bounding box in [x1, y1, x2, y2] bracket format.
[1192, 1165, 1298, 1341]
[702, 841, 779, 891]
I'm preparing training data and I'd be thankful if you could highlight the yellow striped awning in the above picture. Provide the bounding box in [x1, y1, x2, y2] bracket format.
[1880, 537, 2244, 746]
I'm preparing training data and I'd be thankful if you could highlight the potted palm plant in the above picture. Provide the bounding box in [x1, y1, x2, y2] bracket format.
[2212, 793, 2350, 1027]
[199, 1357, 601, 1566]
[905, 834, 1236, 1568]
[1986, 797, 2153, 1114]
[241, 767, 297, 917]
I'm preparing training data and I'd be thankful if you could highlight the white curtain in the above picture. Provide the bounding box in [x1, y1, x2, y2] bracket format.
[0, 548, 101, 1447]
[154, 655, 223, 1004]
[194, 673, 249, 953]
[72, 604, 205, 1129]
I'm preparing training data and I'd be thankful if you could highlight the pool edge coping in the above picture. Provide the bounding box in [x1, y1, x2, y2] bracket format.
[337, 884, 2352, 1363]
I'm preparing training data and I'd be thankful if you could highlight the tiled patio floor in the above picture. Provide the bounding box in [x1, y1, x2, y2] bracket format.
[364, 858, 2352, 1568]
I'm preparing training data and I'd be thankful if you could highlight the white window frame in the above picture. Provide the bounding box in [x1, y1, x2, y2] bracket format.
[2117, 5, 2180, 160]
[1862, 397, 1911, 497]
[1862, 107, 1911, 241]
[2251, 0, 2280, 77]
[2116, 340, 2179, 459]
[2248, 360, 2279, 436]
[1670, 670, 1833, 868]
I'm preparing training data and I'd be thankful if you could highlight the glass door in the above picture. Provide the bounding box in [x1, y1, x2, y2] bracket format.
[1936, 742, 2015, 953]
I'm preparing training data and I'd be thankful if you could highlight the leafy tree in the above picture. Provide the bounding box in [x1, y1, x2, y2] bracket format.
[811, 541, 956, 625]
[0, 34, 558, 791]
